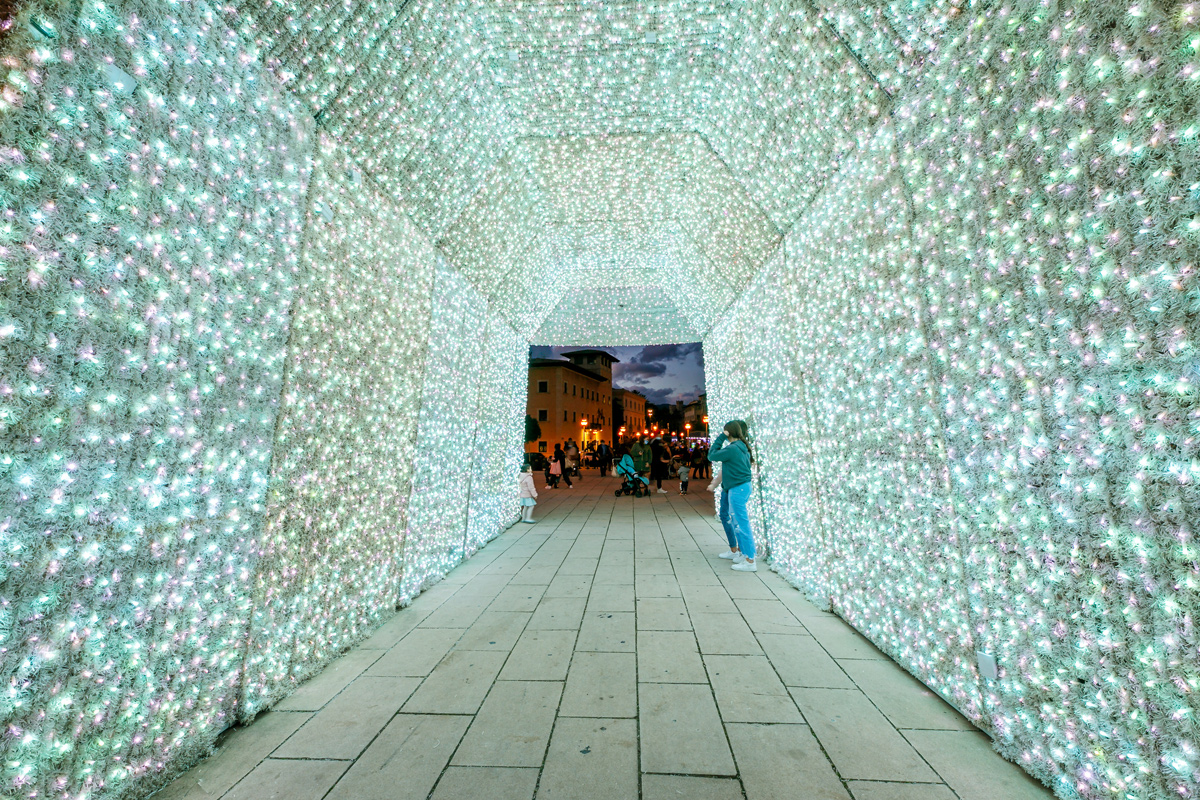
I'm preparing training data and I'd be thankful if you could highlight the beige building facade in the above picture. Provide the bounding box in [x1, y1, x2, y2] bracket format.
[612, 387, 648, 443]
[526, 350, 618, 454]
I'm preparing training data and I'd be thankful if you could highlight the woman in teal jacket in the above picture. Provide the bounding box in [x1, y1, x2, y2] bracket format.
[708, 420, 757, 571]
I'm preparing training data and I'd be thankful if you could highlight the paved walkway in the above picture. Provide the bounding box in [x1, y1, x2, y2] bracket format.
[157, 473, 1054, 800]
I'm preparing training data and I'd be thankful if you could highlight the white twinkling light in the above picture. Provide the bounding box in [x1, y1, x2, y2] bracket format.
[3, 0, 1197, 799]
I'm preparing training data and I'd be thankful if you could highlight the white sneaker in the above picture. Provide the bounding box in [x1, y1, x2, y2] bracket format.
[731, 560, 757, 572]
[657, 488, 668, 494]
[718, 551, 740, 560]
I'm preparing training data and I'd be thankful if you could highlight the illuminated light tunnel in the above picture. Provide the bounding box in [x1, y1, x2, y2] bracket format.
[0, 0, 1197, 798]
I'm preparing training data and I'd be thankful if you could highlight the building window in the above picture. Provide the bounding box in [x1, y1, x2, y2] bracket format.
[573, 411, 576, 422]
[538, 441, 547, 452]
[537, 380, 548, 393]
[572, 385, 576, 396]
[563, 382, 568, 393]
[537, 409, 548, 422]
[564, 411, 568, 422]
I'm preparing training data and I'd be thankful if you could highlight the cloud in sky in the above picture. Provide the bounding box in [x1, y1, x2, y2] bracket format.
[526, 344, 705, 405]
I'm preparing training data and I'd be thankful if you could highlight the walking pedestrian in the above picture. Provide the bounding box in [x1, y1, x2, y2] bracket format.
[694, 444, 709, 479]
[554, 444, 573, 488]
[651, 438, 671, 494]
[597, 441, 613, 477]
[677, 459, 690, 495]
[565, 439, 580, 479]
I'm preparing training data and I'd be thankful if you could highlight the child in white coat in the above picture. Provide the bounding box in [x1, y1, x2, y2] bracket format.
[519, 464, 539, 523]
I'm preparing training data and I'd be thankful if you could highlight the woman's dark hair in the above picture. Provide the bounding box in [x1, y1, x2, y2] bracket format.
[724, 419, 755, 464]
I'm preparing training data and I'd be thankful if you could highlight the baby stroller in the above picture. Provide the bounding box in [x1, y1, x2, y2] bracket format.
[614, 453, 650, 498]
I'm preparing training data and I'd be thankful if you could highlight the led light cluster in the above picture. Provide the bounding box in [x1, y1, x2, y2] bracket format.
[227, 0, 894, 339]
[242, 146, 439, 713]
[703, 311, 769, 557]
[896, 6, 1198, 795]
[465, 313, 529, 556]
[0, 0, 312, 796]
[400, 263, 491, 598]
[4, 0, 1197, 798]
[441, 133, 780, 342]
[768, 124, 981, 721]
[747, 3, 1200, 799]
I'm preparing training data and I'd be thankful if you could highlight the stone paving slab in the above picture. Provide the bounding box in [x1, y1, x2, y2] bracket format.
[536, 717, 638, 800]
[847, 781, 958, 800]
[735, 598, 809, 635]
[705, 655, 804, 724]
[681, 583, 739, 614]
[902, 730, 1055, 800]
[635, 573, 682, 597]
[544, 574, 593, 597]
[639, 682, 735, 776]
[158, 476, 1049, 800]
[455, 611, 532, 652]
[224, 759, 348, 800]
[585, 583, 634, 612]
[432, 767, 539, 800]
[692, 611, 762, 655]
[500, 629, 578, 681]
[642, 775, 744, 800]
[726, 723, 851, 800]
[272, 648, 384, 711]
[154, 712, 311, 800]
[402, 650, 508, 714]
[758, 633, 855, 689]
[452, 681, 562, 767]
[636, 630, 706, 684]
[575, 610, 635, 652]
[791, 688, 940, 782]
[274, 676, 420, 759]
[559, 651, 637, 718]
[803, 616, 888, 660]
[527, 596, 587, 629]
[367, 627, 461, 677]
[635, 597, 691, 630]
[839, 658, 974, 731]
[325, 714, 471, 800]
[490, 584, 547, 612]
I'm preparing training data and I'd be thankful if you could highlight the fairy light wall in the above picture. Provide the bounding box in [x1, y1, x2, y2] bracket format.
[241, 145, 439, 714]
[0, 0, 312, 795]
[465, 313, 529, 557]
[2, 0, 1198, 798]
[400, 263, 490, 598]
[749, 4, 1200, 799]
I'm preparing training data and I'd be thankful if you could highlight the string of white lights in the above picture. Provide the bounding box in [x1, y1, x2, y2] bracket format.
[0, 0, 1196, 798]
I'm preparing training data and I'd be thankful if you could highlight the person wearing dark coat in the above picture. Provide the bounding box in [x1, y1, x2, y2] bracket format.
[554, 444, 573, 488]
[596, 442, 614, 477]
[650, 439, 672, 494]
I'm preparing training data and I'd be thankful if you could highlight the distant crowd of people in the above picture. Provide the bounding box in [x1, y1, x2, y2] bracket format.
[518, 421, 757, 571]
[528, 436, 711, 493]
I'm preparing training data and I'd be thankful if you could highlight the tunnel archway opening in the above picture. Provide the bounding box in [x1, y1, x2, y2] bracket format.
[1, 1, 1194, 799]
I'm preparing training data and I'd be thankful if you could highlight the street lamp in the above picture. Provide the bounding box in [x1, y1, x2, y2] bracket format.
[685, 422, 691, 440]
[702, 415, 709, 437]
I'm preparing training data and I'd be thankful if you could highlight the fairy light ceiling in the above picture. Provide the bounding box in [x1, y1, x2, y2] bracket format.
[439, 132, 780, 339]
[229, 0, 957, 339]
